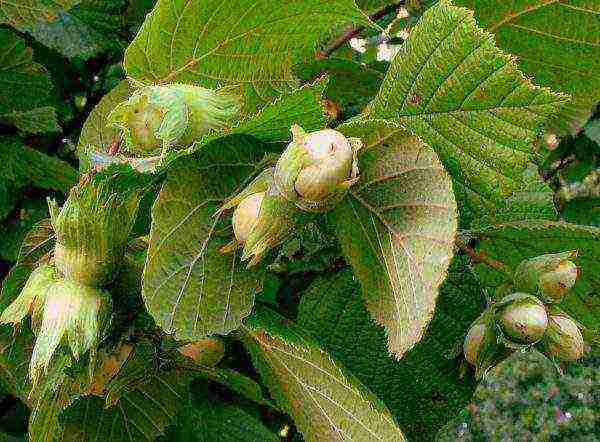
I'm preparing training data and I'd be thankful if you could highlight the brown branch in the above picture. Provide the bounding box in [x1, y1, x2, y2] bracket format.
[316, 1, 406, 60]
[456, 239, 512, 275]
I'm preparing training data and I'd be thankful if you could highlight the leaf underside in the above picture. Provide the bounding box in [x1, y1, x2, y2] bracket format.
[333, 119, 457, 358]
[242, 307, 407, 441]
[298, 255, 484, 441]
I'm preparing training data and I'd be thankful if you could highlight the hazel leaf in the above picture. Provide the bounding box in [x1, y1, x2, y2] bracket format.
[60, 344, 187, 442]
[123, 0, 370, 106]
[0, 30, 60, 126]
[455, 0, 600, 135]
[241, 306, 407, 441]
[0, 0, 79, 29]
[0, 137, 77, 193]
[363, 0, 567, 220]
[332, 119, 457, 358]
[142, 135, 271, 341]
[297, 256, 485, 441]
[158, 393, 278, 442]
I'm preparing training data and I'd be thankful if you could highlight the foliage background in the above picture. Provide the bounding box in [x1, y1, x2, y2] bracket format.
[0, 0, 598, 440]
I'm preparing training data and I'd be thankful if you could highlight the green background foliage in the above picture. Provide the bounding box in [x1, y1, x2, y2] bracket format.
[0, 0, 598, 440]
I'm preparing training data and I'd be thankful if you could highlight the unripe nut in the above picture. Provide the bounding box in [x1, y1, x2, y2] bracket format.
[232, 192, 264, 243]
[514, 252, 578, 304]
[294, 129, 353, 201]
[540, 314, 584, 361]
[497, 293, 548, 345]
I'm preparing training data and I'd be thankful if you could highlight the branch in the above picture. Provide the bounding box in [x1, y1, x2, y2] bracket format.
[316, 1, 405, 60]
[456, 239, 512, 275]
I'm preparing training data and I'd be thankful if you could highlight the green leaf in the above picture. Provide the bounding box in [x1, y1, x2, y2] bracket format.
[241, 306, 407, 442]
[363, 0, 567, 218]
[198, 367, 273, 407]
[472, 221, 600, 343]
[0, 219, 55, 316]
[455, 0, 600, 135]
[0, 30, 61, 132]
[23, 0, 126, 60]
[179, 79, 329, 162]
[0, 217, 54, 396]
[0, 327, 34, 396]
[332, 119, 457, 358]
[0, 137, 77, 193]
[0, 0, 80, 28]
[143, 135, 269, 341]
[79, 80, 327, 173]
[123, 0, 370, 101]
[5, 107, 60, 135]
[225, 80, 328, 145]
[563, 198, 600, 227]
[297, 255, 485, 441]
[0, 197, 50, 262]
[0, 183, 18, 222]
[159, 394, 278, 442]
[62, 380, 183, 441]
[28, 355, 74, 442]
[356, 0, 396, 13]
[455, 164, 557, 229]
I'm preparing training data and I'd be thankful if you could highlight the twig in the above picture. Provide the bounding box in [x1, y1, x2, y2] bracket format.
[456, 239, 512, 275]
[316, 1, 406, 60]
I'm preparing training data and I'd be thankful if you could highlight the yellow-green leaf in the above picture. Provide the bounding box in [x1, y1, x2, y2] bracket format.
[332, 119, 457, 358]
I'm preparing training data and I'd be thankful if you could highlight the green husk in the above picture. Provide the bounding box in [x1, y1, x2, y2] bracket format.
[0, 263, 59, 327]
[50, 166, 152, 287]
[107, 83, 241, 156]
[29, 279, 112, 384]
[463, 312, 513, 380]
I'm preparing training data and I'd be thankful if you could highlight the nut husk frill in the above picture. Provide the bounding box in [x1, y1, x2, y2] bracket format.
[107, 83, 240, 157]
[49, 166, 151, 287]
[0, 264, 59, 331]
[218, 168, 300, 266]
[537, 312, 585, 362]
[0, 262, 113, 384]
[29, 279, 112, 383]
[496, 293, 548, 345]
[513, 251, 578, 304]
